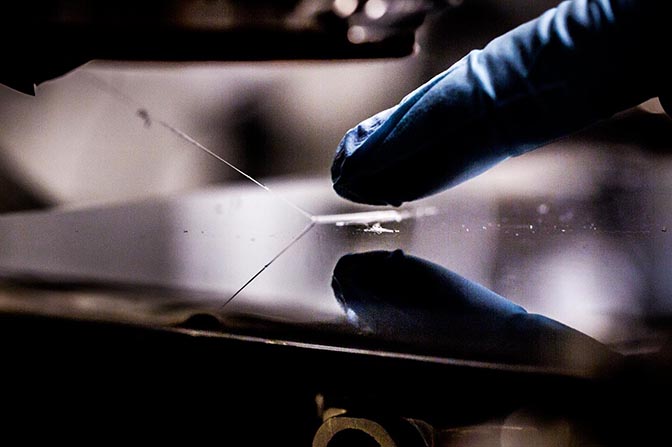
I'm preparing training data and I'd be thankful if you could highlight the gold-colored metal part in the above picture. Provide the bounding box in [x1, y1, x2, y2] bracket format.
[312, 416, 398, 447]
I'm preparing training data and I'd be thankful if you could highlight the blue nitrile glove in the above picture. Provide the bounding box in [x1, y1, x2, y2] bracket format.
[332, 0, 671, 206]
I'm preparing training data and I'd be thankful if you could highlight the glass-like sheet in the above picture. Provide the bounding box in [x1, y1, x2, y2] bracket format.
[1, 67, 671, 378]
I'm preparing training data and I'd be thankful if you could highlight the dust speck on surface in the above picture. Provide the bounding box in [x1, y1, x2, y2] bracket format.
[362, 223, 399, 234]
[136, 108, 152, 128]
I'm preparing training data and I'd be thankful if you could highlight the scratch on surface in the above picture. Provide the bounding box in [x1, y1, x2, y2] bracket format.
[220, 221, 316, 309]
[83, 73, 314, 220]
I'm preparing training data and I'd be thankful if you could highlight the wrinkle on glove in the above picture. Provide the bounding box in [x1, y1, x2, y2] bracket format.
[332, 0, 669, 206]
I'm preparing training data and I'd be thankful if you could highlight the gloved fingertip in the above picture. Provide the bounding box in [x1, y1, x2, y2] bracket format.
[331, 107, 403, 206]
[331, 152, 395, 206]
[331, 141, 404, 207]
[330, 145, 345, 185]
[331, 130, 364, 203]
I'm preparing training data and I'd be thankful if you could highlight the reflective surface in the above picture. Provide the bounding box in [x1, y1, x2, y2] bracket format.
[2, 66, 672, 380]
[2, 165, 671, 376]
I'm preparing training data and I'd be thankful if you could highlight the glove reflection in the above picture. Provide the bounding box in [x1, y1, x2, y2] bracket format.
[332, 250, 620, 373]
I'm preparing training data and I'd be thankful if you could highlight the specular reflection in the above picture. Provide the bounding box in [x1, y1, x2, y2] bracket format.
[332, 249, 620, 373]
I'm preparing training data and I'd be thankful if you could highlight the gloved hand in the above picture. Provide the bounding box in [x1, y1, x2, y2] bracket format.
[332, 0, 671, 206]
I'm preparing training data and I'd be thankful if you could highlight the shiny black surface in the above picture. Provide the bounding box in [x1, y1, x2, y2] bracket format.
[2, 167, 671, 378]
[3, 146, 672, 445]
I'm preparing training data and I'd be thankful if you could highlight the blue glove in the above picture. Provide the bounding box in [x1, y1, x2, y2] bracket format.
[332, 0, 671, 206]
